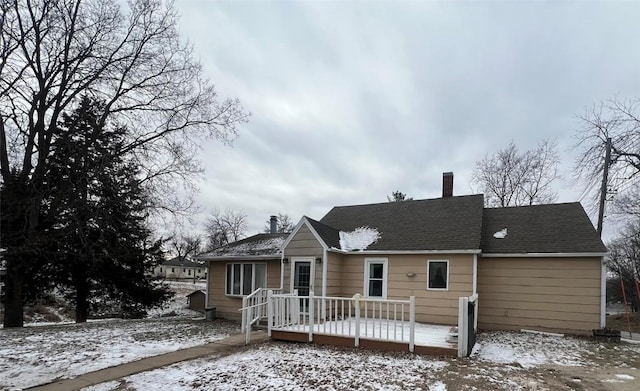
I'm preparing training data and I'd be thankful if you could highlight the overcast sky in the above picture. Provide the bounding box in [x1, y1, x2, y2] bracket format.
[173, 0, 640, 238]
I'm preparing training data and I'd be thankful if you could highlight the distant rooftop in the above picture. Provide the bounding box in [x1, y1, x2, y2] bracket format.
[161, 257, 203, 268]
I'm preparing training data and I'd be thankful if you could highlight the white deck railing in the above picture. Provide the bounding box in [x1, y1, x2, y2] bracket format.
[239, 288, 284, 344]
[268, 291, 416, 352]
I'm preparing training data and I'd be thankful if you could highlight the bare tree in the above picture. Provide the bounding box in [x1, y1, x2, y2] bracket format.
[387, 191, 413, 202]
[168, 234, 203, 260]
[607, 222, 640, 312]
[264, 213, 295, 233]
[204, 209, 248, 250]
[0, 0, 248, 327]
[574, 97, 640, 214]
[613, 185, 640, 219]
[472, 139, 561, 207]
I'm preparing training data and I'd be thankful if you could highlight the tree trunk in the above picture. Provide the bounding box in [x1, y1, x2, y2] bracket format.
[74, 266, 89, 323]
[3, 258, 25, 328]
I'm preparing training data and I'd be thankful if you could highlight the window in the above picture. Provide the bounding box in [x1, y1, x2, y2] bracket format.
[364, 258, 388, 299]
[188, 269, 191, 276]
[159, 267, 163, 273]
[427, 260, 449, 290]
[183, 268, 186, 272]
[226, 263, 267, 296]
[171, 267, 175, 273]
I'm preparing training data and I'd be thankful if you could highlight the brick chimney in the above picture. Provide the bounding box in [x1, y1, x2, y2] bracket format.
[270, 215, 278, 234]
[442, 172, 453, 197]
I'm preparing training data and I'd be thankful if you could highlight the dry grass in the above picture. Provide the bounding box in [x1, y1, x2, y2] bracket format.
[607, 312, 640, 333]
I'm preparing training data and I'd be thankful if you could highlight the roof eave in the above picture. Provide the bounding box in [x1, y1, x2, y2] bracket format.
[201, 254, 282, 262]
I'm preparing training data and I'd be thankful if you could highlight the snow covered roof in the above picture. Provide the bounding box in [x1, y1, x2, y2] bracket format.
[198, 233, 287, 259]
[339, 227, 381, 251]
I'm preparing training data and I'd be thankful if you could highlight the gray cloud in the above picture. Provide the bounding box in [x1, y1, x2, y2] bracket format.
[175, 0, 640, 238]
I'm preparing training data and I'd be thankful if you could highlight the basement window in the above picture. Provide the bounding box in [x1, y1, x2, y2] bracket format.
[427, 260, 449, 290]
[226, 263, 267, 296]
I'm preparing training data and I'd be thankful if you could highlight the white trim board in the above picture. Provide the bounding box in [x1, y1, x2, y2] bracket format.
[327, 249, 481, 255]
[481, 252, 608, 258]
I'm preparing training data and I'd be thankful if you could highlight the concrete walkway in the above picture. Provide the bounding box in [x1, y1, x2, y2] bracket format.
[26, 330, 268, 391]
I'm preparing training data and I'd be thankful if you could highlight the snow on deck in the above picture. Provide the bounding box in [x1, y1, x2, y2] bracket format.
[278, 319, 456, 349]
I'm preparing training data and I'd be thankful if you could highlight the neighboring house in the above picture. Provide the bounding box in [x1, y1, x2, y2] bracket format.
[154, 256, 207, 280]
[199, 174, 607, 334]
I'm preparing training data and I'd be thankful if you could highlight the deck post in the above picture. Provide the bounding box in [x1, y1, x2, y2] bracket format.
[241, 296, 248, 333]
[458, 296, 468, 357]
[292, 289, 299, 325]
[267, 290, 273, 337]
[409, 296, 415, 353]
[309, 291, 314, 342]
[354, 294, 361, 347]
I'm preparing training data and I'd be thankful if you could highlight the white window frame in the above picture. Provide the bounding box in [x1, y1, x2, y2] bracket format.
[364, 258, 388, 299]
[427, 259, 449, 291]
[290, 257, 315, 294]
[225, 263, 267, 297]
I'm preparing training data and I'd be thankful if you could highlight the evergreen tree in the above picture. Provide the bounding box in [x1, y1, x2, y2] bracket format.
[387, 191, 413, 202]
[47, 97, 170, 322]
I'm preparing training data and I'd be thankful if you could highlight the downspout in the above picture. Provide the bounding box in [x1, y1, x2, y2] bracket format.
[600, 256, 606, 328]
[280, 252, 285, 291]
[205, 259, 211, 307]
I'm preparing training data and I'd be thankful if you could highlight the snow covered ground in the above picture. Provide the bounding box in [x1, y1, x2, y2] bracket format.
[0, 279, 230, 391]
[3, 280, 640, 391]
[147, 280, 206, 318]
[80, 331, 640, 391]
[0, 317, 238, 389]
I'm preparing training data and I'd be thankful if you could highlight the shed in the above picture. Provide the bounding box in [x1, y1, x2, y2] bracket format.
[186, 290, 206, 313]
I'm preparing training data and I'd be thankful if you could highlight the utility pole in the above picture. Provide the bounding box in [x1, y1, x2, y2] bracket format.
[597, 137, 612, 236]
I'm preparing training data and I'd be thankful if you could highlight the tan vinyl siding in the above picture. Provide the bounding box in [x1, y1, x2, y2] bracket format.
[337, 254, 474, 325]
[477, 257, 602, 334]
[283, 224, 324, 294]
[326, 252, 343, 297]
[206, 259, 281, 321]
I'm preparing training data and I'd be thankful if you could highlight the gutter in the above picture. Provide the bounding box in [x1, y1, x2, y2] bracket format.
[201, 254, 283, 262]
[326, 248, 482, 255]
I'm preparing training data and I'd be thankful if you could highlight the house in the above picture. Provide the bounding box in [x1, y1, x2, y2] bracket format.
[199, 174, 607, 335]
[154, 256, 207, 280]
[198, 216, 288, 320]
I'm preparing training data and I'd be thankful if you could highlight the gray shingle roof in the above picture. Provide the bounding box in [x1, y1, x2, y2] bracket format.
[318, 194, 485, 251]
[198, 233, 287, 258]
[305, 217, 340, 249]
[481, 202, 607, 254]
